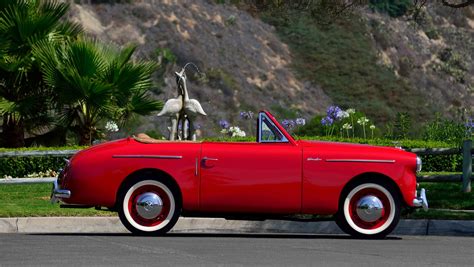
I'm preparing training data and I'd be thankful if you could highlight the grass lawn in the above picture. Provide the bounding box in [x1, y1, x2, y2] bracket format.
[404, 182, 474, 220]
[0, 183, 110, 217]
[0, 182, 473, 219]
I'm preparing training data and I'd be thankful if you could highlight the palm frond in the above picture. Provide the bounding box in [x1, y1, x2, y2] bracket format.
[0, 97, 17, 115]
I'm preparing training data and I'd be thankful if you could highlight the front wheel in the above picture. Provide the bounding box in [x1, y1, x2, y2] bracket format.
[118, 179, 181, 235]
[336, 181, 401, 239]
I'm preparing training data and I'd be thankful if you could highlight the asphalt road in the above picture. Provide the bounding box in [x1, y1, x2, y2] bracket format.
[0, 233, 473, 266]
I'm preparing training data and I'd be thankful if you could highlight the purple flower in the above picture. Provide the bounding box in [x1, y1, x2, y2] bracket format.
[295, 118, 306, 126]
[466, 118, 474, 135]
[219, 119, 230, 129]
[281, 119, 296, 130]
[321, 116, 334, 126]
[326, 105, 343, 121]
[240, 111, 254, 120]
[466, 118, 474, 128]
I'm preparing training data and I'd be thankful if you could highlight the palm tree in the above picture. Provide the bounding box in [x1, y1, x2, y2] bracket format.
[34, 37, 163, 145]
[0, 0, 82, 147]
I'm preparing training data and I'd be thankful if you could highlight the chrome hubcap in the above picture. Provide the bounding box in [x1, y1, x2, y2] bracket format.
[135, 192, 163, 219]
[356, 195, 384, 222]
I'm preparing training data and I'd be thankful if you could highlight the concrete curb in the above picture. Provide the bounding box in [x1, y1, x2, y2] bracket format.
[1, 217, 474, 236]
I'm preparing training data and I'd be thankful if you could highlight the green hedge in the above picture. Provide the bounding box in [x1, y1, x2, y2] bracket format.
[0, 146, 87, 178]
[0, 138, 464, 177]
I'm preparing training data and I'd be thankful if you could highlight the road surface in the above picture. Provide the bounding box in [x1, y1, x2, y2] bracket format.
[0, 233, 473, 266]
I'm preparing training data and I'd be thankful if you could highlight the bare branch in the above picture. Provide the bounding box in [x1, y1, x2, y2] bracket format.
[441, 0, 474, 8]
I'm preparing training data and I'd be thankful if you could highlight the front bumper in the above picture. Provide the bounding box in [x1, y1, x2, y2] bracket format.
[412, 188, 428, 211]
[50, 179, 71, 203]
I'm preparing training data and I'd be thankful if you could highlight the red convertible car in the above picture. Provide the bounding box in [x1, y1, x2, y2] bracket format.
[52, 111, 427, 238]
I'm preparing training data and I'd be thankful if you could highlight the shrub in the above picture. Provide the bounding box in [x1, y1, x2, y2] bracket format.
[369, 0, 412, 17]
[422, 114, 469, 145]
[0, 146, 85, 178]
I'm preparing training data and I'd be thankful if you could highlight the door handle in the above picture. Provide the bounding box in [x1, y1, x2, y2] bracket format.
[202, 157, 218, 161]
[307, 157, 322, 161]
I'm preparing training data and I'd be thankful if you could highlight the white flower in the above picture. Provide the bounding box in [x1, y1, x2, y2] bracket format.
[370, 125, 376, 130]
[105, 121, 119, 132]
[337, 111, 350, 119]
[357, 117, 369, 125]
[346, 109, 356, 114]
[295, 118, 306, 126]
[222, 125, 246, 138]
[342, 123, 352, 130]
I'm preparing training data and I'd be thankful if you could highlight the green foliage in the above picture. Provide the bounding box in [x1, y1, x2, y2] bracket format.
[422, 114, 468, 145]
[0, 157, 65, 178]
[33, 37, 163, 145]
[392, 112, 412, 140]
[294, 115, 325, 136]
[265, 12, 432, 124]
[369, 0, 412, 17]
[421, 154, 462, 172]
[0, 146, 86, 177]
[0, 0, 82, 147]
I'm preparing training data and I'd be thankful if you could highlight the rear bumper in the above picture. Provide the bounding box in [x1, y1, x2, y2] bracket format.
[412, 188, 428, 211]
[51, 179, 71, 203]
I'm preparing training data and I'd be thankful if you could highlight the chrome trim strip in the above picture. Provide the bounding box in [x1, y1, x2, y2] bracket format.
[325, 159, 396, 163]
[112, 155, 183, 159]
[202, 157, 218, 161]
[307, 157, 322, 161]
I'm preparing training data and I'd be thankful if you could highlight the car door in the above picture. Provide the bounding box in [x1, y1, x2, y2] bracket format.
[199, 112, 302, 213]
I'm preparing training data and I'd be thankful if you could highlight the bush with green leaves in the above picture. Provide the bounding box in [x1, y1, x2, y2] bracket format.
[423, 114, 469, 145]
[369, 0, 412, 17]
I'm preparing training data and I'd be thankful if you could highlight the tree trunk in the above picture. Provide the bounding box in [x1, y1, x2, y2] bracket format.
[1, 114, 25, 148]
[78, 125, 93, 146]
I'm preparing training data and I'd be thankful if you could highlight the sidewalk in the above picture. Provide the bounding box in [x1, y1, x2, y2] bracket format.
[1, 217, 474, 236]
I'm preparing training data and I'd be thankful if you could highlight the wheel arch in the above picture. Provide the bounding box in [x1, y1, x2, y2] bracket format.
[340, 172, 404, 207]
[115, 168, 183, 209]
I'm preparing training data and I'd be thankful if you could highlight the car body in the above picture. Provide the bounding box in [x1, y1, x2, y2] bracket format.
[52, 111, 428, 238]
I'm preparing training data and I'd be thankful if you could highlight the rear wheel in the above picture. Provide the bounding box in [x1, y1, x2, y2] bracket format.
[118, 178, 181, 235]
[336, 181, 401, 239]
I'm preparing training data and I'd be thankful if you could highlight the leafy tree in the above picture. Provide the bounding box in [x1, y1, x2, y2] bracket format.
[0, 0, 82, 147]
[33, 37, 163, 145]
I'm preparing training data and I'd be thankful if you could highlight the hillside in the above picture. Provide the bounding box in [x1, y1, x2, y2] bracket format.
[68, 1, 331, 136]
[67, 1, 473, 136]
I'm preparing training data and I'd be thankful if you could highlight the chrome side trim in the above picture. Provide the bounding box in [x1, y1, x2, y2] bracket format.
[112, 155, 183, 159]
[307, 157, 322, 161]
[325, 159, 396, 163]
[202, 157, 218, 161]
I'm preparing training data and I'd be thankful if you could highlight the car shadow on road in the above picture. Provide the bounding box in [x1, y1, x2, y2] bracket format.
[29, 232, 402, 240]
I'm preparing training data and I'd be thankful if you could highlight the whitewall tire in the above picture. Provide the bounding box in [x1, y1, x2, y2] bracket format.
[336, 181, 401, 239]
[118, 178, 181, 235]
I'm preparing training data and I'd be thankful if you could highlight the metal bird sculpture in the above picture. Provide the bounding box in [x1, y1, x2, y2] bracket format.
[158, 63, 207, 141]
